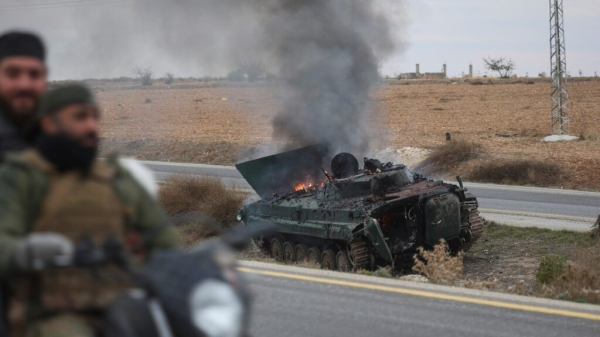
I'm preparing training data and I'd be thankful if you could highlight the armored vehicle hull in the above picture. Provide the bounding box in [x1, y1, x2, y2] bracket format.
[236, 146, 484, 271]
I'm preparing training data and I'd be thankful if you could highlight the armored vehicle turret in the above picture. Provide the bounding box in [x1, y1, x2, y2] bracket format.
[236, 145, 484, 271]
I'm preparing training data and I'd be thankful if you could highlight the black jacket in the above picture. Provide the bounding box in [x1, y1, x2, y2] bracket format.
[0, 108, 35, 162]
[0, 108, 36, 335]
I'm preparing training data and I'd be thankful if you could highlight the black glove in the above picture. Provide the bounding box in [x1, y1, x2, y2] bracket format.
[13, 233, 74, 272]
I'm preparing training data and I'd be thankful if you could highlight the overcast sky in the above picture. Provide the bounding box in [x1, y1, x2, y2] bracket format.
[0, 0, 598, 80]
[390, 0, 600, 78]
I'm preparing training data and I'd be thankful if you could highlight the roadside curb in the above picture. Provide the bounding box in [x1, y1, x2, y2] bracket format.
[238, 260, 600, 319]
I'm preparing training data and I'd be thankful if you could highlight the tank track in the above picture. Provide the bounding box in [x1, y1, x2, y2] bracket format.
[462, 199, 486, 251]
[350, 236, 371, 270]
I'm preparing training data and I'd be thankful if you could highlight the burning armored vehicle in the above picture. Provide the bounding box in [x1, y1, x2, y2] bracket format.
[236, 145, 484, 271]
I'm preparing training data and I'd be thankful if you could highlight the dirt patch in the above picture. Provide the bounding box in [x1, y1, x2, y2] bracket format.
[537, 241, 600, 304]
[464, 222, 598, 294]
[424, 222, 600, 302]
[101, 138, 249, 165]
[373, 147, 431, 170]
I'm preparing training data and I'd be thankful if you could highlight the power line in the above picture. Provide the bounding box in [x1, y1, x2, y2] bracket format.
[0, 0, 131, 12]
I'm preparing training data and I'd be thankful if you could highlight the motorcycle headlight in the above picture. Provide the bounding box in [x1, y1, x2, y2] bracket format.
[190, 280, 244, 337]
[236, 212, 243, 222]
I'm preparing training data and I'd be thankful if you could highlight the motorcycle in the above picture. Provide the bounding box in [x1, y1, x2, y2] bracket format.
[3, 225, 273, 337]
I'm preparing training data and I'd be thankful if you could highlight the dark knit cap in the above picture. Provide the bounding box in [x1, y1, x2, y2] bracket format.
[0, 31, 46, 63]
[38, 83, 97, 117]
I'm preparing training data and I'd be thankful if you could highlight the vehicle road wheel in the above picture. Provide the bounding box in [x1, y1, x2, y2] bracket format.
[350, 236, 371, 271]
[295, 244, 308, 262]
[271, 238, 284, 262]
[307, 247, 321, 266]
[321, 249, 337, 270]
[283, 241, 296, 262]
[336, 251, 351, 272]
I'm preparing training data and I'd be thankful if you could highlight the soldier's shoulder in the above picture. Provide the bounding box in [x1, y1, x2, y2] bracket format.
[0, 152, 45, 192]
[105, 154, 159, 199]
[2, 151, 38, 171]
[3, 150, 54, 175]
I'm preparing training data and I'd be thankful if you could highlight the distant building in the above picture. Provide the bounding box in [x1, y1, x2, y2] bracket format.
[399, 64, 447, 79]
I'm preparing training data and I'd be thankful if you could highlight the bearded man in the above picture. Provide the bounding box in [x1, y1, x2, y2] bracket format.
[0, 32, 47, 160]
[0, 83, 181, 337]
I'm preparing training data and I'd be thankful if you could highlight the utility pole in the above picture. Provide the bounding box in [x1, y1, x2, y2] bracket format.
[549, 0, 570, 135]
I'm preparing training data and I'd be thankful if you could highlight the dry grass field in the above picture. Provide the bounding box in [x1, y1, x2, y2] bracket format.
[94, 78, 600, 190]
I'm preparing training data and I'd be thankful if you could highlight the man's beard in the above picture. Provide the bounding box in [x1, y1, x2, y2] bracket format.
[36, 133, 98, 174]
[0, 91, 39, 129]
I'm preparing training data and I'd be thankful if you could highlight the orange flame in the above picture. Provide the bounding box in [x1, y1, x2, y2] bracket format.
[292, 173, 332, 193]
[293, 181, 318, 192]
[294, 183, 306, 191]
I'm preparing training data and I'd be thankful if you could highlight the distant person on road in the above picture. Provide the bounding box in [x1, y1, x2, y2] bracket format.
[0, 31, 47, 161]
[0, 83, 181, 337]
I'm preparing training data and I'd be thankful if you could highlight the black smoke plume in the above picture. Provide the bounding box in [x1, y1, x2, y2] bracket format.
[256, 0, 396, 155]
[3, 0, 401, 160]
[129, 0, 397, 155]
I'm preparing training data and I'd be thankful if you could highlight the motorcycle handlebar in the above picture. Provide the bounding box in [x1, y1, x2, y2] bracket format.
[42, 224, 276, 270]
[222, 224, 277, 251]
[40, 247, 122, 271]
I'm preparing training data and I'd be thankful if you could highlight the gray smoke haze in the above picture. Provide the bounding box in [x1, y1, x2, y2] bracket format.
[1, 0, 404, 156]
[258, 0, 397, 154]
[72, 0, 266, 78]
[128, 0, 402, 155]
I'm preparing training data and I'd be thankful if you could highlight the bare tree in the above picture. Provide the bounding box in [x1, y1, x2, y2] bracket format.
[133, 67, 153, 86]
[227, 68, 245, 82]
[228, 62, 267, 82]
[165, 72, 175, 85]
[483, 57, 515, 78]
[242, 62, 266, 82]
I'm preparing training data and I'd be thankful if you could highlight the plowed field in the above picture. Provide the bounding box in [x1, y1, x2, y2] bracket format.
[95, 78, 600, 190]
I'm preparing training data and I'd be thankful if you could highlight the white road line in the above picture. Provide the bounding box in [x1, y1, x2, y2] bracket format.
[479, 208, 596, 222]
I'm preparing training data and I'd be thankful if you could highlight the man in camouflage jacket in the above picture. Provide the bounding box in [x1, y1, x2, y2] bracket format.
[0, 83, 181, 337]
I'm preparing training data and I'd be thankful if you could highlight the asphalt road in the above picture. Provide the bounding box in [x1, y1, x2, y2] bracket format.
[142, 161, 599, 231]
[240, 261, 600, 337]
[143, 160, 600, 335]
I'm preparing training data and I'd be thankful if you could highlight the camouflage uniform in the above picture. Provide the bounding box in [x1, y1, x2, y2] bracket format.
[24, 314, 96, 337]
[0, 149, 181, 337]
